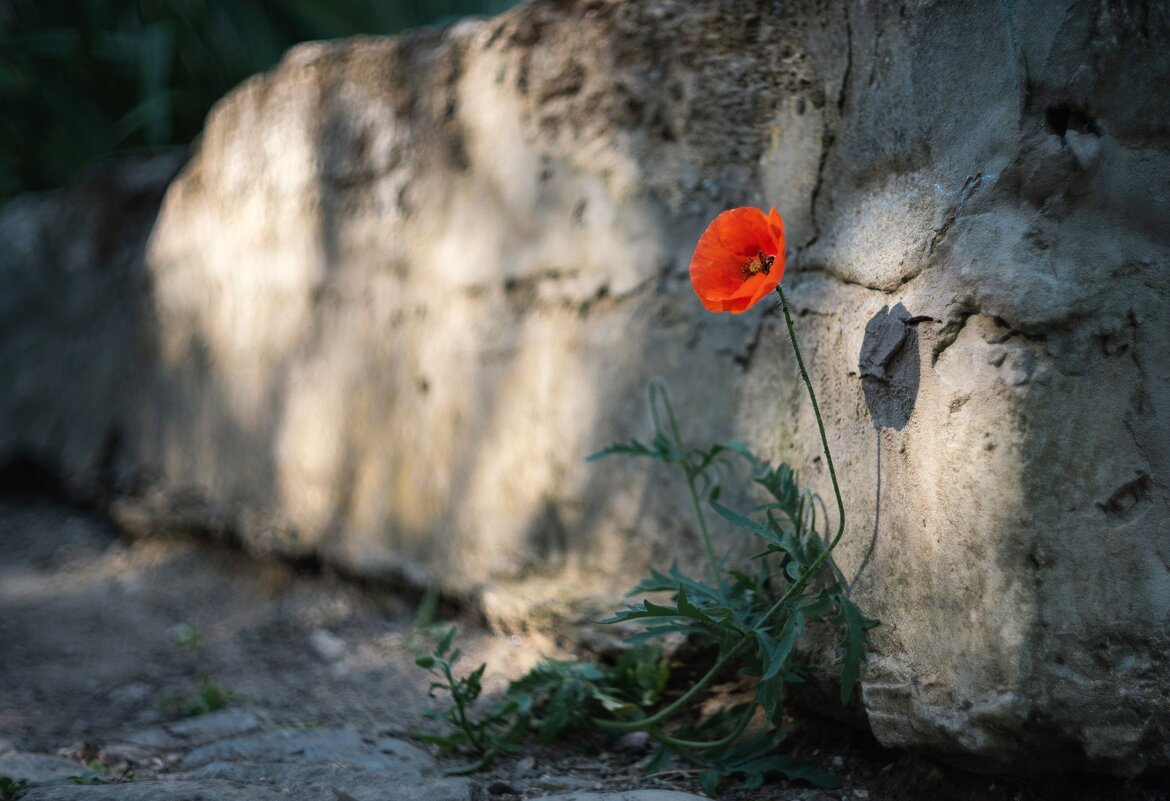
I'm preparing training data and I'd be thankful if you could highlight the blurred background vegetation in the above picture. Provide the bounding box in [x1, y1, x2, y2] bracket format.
[0, 0, 517, 200]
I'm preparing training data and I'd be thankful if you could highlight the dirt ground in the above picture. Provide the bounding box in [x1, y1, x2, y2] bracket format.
[0, 493, 1165, 800]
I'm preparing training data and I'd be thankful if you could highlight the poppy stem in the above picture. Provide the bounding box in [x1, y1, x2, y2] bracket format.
[645, 699, 757, 751]
[687, 474, 721, 584]
[773, 284, 847, 566]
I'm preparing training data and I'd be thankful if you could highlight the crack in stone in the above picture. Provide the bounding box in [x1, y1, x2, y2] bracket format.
[800, 5, 851, 257]
[927, 173, 984, 257]
[931, 307, 976, 365]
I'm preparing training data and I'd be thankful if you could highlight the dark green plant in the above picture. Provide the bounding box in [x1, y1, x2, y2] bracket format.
[67, 760, 136, 786]
[67, 761, 106, 785]
[585, 384, 874, 791]
[158, 672, 236, 717]
[157, 623, 238, 716]
[415, 283, 876, 792]
[415, 380, 875, 790]
[0, 776, 28, 800]
[417, 627, 668, 774]
[0, 0, 516, 200]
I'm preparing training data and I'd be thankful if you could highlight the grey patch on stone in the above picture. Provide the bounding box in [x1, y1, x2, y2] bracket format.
[107, 682, 154, 706]
[1064, 129, 1102, 172]
[165, 707, 267, 743]
[859, 303, 921, 431]
[116, 726, 182, 750]
[179, 727, 436, 775]
[0, 752, 83, 783]
[183, 761, 473, 801]
[538, 774, 599, 790]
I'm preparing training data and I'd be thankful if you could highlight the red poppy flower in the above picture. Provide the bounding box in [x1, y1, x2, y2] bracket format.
[689, 207, 786, 314]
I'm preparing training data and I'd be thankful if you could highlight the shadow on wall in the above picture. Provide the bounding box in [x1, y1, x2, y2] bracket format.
[853, 303, 921, 587]
[0, 154, 185, 505]
[860, 303, 921, 432]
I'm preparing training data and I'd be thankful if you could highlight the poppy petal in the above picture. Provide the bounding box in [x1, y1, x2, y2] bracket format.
[688, 206, 788, 314]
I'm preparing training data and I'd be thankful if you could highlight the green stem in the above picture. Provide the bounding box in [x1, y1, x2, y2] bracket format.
[445, 664, 484, 754]
[758, 285, 847, 619]
[686, 471, 721, 582]
[648, 701, 757, 751]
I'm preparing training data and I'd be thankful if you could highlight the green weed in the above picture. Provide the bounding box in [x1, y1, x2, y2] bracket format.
[0, 776, 28, 800]
[416, 381, 876, 792]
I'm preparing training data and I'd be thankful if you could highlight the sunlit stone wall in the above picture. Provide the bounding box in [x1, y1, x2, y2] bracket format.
[1, 0, 1167, 776]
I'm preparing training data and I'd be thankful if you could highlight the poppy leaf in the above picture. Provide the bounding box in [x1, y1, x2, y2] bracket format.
[833, 591, 878, 703]
[710, 500, 772, 539]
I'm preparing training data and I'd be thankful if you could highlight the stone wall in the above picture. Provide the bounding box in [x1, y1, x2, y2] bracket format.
[1, 0, 1168, 776]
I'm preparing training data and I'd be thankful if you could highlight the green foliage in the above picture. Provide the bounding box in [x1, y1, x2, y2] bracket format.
[695, 733, 839, 795]
[158, 672, 237, 717]
[0, 776, 28, 801]
[67, 761, 106, 785]
[0, 0, 517, 200]
[416, 381, 876, 792]
[587, 380, 756, 515]
[67, 761, 136, 786]
[158, 625, 238, 716]
[172, 622, 202, 653]
[416, 626, 667, 773]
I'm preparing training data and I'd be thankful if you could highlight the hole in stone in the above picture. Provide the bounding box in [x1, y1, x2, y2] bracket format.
[1098, 473, 1152, 518]
[1045, 104, 1101, 137]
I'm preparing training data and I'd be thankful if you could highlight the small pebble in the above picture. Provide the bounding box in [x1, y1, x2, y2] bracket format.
[309, 628, 346, 662]
[614, 731, 651, 754]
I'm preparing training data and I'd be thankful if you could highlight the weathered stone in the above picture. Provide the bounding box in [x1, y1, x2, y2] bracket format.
[0, 752, 84, 784]
[183, 762, 474, 801]
[22, 779, 291, 801]
[165, 708, 268, 743]
[538, 794, 710, 801]
[169, 730, 469, 801]
[1, 0, 1168, 777]
[178, 727, 435, 774]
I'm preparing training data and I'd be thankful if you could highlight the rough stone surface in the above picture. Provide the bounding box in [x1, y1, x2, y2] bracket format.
[0, 752, 84, 784]
[1, 0, 1168, 776]
[539, 795, 709, 801]
[22, 780, 291, 801]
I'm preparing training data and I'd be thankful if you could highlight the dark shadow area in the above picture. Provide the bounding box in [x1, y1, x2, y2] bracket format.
[0, 0, 517, 201]
[860, 303, 920, 432]
[854, 303, 922, 587]
[0, 453, 67, 501]
[784, 706, 1170, 801]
